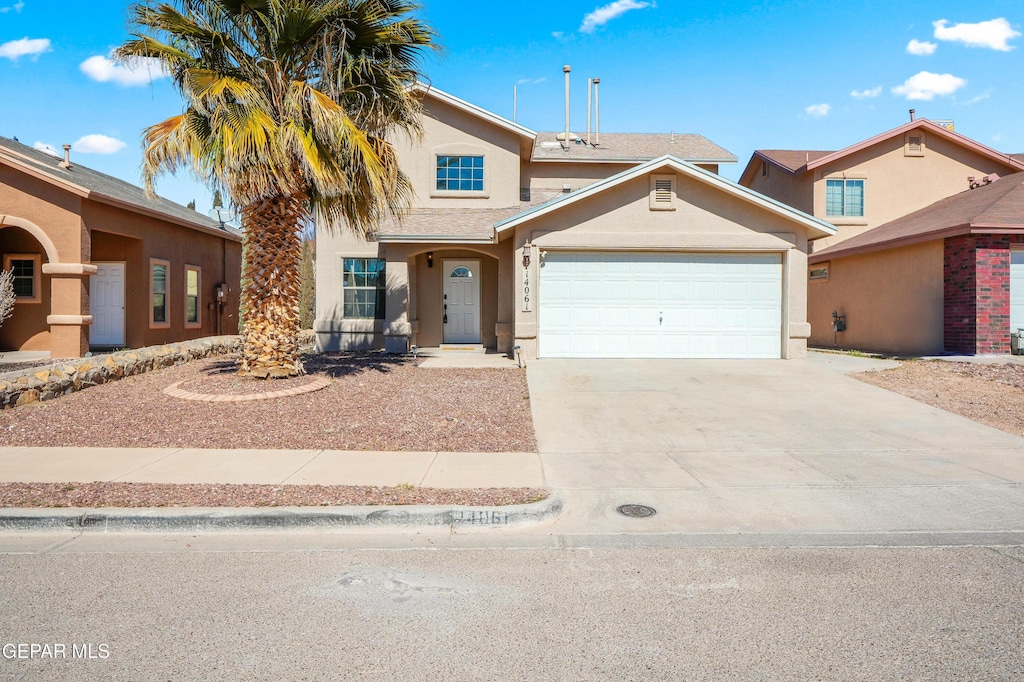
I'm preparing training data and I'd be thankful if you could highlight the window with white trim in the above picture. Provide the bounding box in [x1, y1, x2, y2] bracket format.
[825, 179, 864, 217]
[185, 265, 201, 329]
[2, 253, 41, 304]
[150, 258, 170, 329]
[343, 258, 385, 319]
[436, 155, 484, 192]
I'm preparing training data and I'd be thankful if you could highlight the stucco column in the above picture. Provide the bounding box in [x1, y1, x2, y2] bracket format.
[43, 263, 97, 358]
[383, 254, 411, 353]
[513, 235, 539, 360]
[495, 239, 514, 354]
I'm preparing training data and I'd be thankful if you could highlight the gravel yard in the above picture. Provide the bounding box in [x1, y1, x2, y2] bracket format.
[853, 359, 1024, 438]
[0, 482, 546, 508]
[0, 352, 536, 452]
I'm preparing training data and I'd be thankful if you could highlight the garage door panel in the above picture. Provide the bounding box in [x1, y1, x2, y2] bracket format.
[539, 252, 782, 358]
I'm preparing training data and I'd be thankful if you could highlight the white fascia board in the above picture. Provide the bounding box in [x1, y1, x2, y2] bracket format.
[495, 155, 837, 238]
[532, 156, 737, 164]
[414, 83, 537, 141]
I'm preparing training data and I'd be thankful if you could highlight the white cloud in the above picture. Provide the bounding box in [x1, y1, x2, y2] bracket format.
[891, 71, 967, 100]
[33, 142, 61, 158]
[851, 86, 882, 99]
[0, 37, 50, 60]
[551, 31, 564, 39]
[0, 1, 26, 14]
[80, 52, 169, 86]
[906, 39, 937, 55]
[517, 77, 547, 85]
[933, 18, 1020, 51]
[72, 134, 126, 155]
[805, 103, 831, 118]
[579, 0, 652, 34]
[963, 89, 993, 106]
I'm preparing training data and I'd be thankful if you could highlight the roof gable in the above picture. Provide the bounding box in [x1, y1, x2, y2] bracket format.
[0, 137, 240, 241]
[413, 83, 537, 143]
[807, 119, 1024, 173]
[496, 155, 836, 239]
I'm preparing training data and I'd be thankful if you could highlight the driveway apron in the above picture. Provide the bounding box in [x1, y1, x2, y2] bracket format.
[526, 357, 1024, 538]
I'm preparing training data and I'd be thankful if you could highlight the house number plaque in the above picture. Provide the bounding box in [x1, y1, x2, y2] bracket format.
[522, 269, 531, 312]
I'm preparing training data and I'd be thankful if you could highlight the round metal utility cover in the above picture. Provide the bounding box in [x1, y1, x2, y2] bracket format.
[616, 504, 657, 518]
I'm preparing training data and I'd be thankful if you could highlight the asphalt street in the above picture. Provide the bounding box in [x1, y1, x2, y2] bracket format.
[1, 543, 1022, 680]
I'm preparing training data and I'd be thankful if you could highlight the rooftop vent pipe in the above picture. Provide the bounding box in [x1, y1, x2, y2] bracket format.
[586, 77, 592, 146]
[593, 77, 600, 146]
[909, 109, 916, 122]
[563, 65, 571, 151]
[59, 144, 72, 169]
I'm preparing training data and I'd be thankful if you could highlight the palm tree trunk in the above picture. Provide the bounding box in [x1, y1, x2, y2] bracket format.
[237, 195, 305, 378]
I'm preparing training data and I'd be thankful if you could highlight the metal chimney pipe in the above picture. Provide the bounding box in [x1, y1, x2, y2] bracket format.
[586, 78, 593, 145]
[909, 109, 916, 122]
[593, 78, 600, 146]
[563, 65, 571, 149]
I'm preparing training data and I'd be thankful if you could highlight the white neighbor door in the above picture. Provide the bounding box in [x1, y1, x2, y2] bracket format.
[1012, 250, 1024, 333]
[89, 262, 125, 347]
[539, 251, 783, 358]
[443, 260, 481, 344]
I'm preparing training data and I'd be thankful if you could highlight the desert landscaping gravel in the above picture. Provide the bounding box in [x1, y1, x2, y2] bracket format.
[0, 352, 537, 452]
[0, 482, 547, 508]
[853, 359, 1024, 438]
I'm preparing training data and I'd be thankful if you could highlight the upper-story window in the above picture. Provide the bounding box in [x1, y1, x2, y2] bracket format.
[826, 179, 864, 217]
[436, 155, 484, 192]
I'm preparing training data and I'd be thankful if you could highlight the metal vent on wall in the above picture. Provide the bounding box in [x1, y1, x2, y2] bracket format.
[654, 179, 673, 203]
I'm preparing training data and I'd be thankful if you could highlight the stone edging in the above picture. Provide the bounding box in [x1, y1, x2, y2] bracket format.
[0, 336, 242, 409]
[0, 495, 565, 532]
[164, 376, 331, 402]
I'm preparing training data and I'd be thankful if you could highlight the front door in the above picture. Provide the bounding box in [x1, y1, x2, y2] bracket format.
[443, 260, 481, 344]
[89, 262, 125, 347]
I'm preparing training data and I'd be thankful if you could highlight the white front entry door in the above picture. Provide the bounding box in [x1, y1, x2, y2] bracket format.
[539, 251, 783, 359]
[89, 262, 126, 347]
[443, 260, 481, 344]
[1012, 250, 1024, 333]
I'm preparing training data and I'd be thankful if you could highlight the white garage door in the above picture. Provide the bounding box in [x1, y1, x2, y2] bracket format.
[538, 252, 783, 358]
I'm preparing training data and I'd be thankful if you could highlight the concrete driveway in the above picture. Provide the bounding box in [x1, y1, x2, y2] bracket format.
[526, 355, 1024, 542]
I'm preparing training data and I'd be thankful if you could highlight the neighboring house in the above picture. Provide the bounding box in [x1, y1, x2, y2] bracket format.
[0, 137, 242, 358]
[739, 119, 1024, 250]
[808, 173, 1024, 355]
[315, 85, 836, 360]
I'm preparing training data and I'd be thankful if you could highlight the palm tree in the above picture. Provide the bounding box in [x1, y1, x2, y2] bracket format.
[117, 0, 436, 377]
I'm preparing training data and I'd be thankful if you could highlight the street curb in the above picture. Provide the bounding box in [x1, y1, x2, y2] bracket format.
[0, 494, 563, 533]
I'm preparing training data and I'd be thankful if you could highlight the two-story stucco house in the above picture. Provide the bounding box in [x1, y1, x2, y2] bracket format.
[739, 118, 1024, 356]
[315, 84, 836, 360]
[739, 118, 1024, 251]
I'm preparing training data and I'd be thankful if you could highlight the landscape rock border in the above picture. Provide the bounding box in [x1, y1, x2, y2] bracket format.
[0, 336, 242, 409]
[164, 376, 331, 402]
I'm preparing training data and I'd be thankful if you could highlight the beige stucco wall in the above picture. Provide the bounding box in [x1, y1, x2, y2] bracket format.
[811, 134, 1021, 249]
[808, 240, 944, 355]
[393, 96, 525, 209]
[509, 171, 817, 360]
[524, 162, 636, 197]
[742, 157, 812, 215]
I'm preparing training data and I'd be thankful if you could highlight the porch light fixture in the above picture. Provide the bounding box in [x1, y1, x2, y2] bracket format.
[522, 242, 531, 268]
[426, 252, 434, 268]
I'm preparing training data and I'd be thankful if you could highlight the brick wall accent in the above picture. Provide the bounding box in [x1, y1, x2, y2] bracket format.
[944, 235, 1024, 354]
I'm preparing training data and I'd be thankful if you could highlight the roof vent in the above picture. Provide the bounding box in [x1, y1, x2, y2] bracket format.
[58, 144, 72, 170]
[650, 174, 676, 210]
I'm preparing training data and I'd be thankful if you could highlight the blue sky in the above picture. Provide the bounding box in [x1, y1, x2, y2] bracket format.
[2, 0, 1023, 214]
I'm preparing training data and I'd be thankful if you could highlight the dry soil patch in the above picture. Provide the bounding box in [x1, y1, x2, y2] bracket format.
[853, 360, 1024, 438]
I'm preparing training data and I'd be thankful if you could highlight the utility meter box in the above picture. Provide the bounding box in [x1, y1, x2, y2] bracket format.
[1012, 329, 1024, 355]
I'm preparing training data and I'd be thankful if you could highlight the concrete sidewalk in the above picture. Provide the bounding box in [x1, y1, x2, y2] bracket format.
[0, 447, 545, 489]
